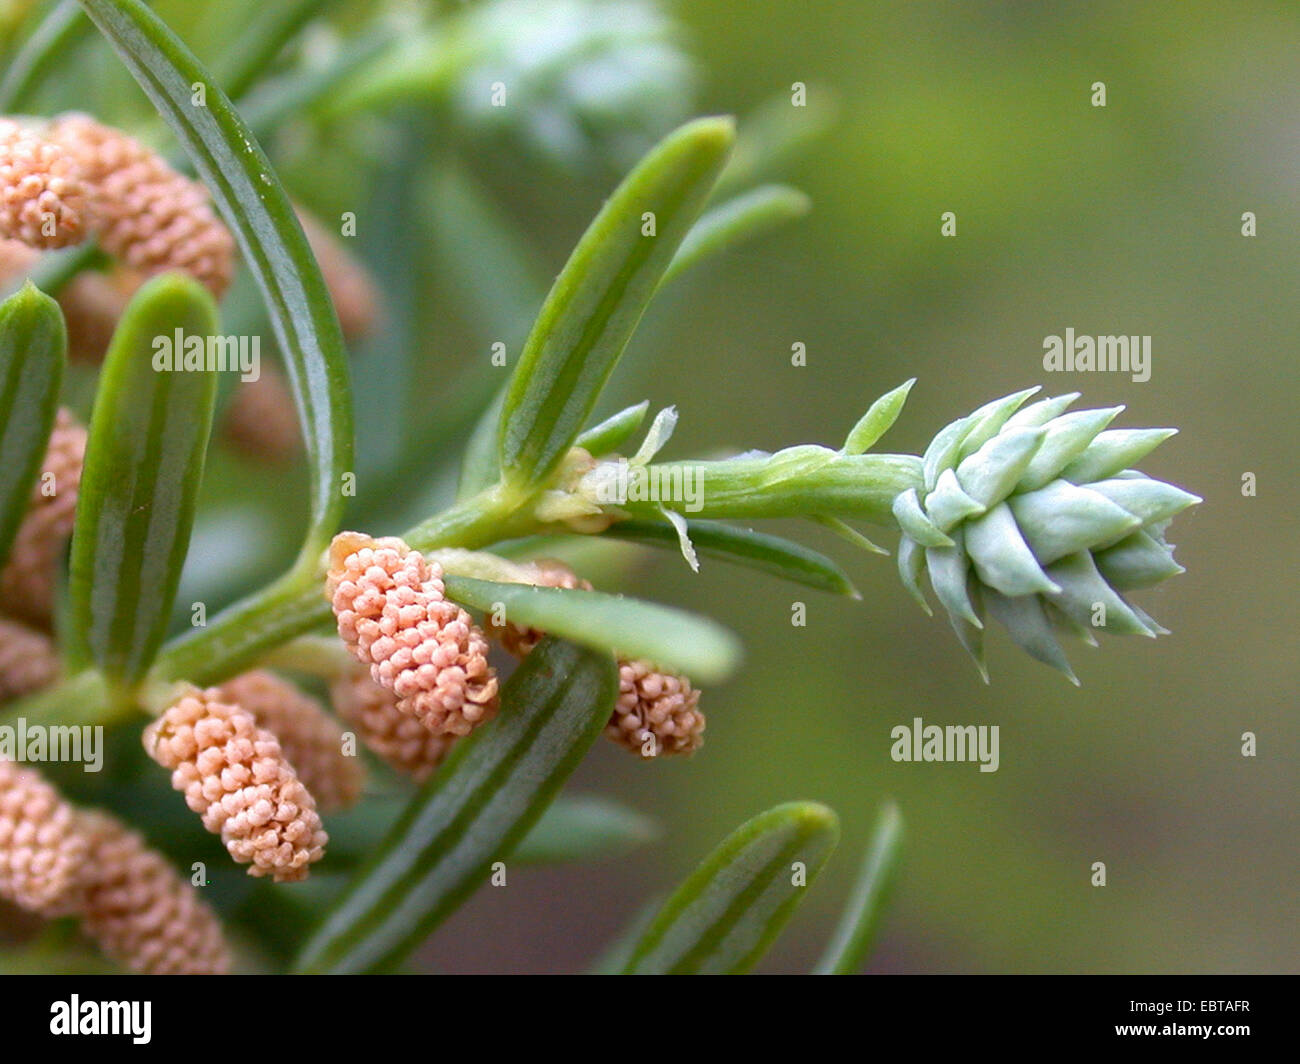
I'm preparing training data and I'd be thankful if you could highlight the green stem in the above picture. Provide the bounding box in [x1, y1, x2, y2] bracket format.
[9, 446, 913, 730]
[632, 452, 922, 525]
[155, 568, 331, 686]
[161, 485, 531, 685]
[403, 483, 538, 554]
[9, 485, 535, 729]
[5, 669, 121, 729]
[259, 634, 354, 678]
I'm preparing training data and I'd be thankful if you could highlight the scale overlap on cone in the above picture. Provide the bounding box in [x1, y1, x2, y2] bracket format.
[894, 388, 1200, 682]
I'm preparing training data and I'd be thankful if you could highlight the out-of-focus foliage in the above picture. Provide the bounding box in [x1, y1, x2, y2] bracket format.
[447, 0, 699, 173]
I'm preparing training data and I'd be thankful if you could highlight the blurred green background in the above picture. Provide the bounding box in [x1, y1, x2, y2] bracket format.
[6, 0, 1296, 972]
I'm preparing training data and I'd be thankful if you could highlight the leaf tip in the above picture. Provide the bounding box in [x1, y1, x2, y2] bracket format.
[134, 269, 220, 326]
[5, 277, 63, 325]
[782, 186, 814, 216]
[691, 113, 738, 144]
[785, 800, 840, 839]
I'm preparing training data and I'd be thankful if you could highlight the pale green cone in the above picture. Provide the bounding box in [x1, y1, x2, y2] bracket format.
[898, 389, 1199, 682]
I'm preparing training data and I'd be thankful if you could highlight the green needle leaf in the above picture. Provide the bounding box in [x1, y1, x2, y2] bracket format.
[445, 574, 742, 684]
[843, 379, 916, 455]
[293, 639, 618, 974]
[77, 0, 354, 570]
[322, 793, 658, 868]
[499, 117, 735, 486]
[812, 801, 904, 974]
[623, 801, 839, 974]
[713, 88, 837, 199]
[513, 795, 661, 864]
[456, 387, 506, 501]
[575, 400, 651, 457]
[660, 184, 811, 287]
[0, 283, 66, 570]
[808, 514, 888, 557]
[67, 274, 218, 687]
[603, 517, 858, 597]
